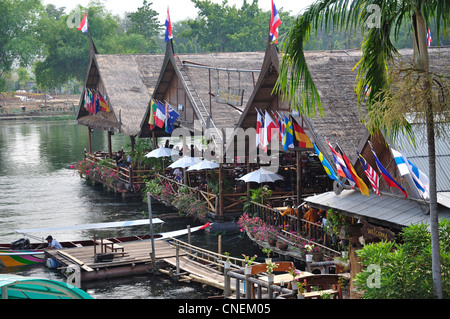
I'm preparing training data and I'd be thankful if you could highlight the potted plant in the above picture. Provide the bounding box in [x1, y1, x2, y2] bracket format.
[276, 240, 289, 251]
[268, 235, 277, 247]
[295, 278, 307, 299]
[223, 251, 231, 268]
[265, 260, 278, 282]
[262, 248, 273, 262]
[242, 254, 257, 275]
[288, 266, 299, 292]
[303, 243, 314, 262]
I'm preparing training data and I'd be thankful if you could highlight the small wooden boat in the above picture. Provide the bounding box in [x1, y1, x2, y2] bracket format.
[0, 274, 93, 299]
[0, 221, 210, 268]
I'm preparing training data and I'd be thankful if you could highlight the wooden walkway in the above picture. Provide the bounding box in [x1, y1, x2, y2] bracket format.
[45, 240, 184, 282]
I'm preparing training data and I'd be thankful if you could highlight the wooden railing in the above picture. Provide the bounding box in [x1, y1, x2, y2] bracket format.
[84, 152, 156, 185]
[249, 201, 340, 255]
[168, 238, 341, 299]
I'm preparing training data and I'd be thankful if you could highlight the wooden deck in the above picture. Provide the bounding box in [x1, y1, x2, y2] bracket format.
[45, 240, 184, 282]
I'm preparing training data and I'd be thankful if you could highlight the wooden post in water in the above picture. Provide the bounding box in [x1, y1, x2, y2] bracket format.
[147, 193, 156, 268]
[88, 127, 92, 154]
[187, 225, 191, 245]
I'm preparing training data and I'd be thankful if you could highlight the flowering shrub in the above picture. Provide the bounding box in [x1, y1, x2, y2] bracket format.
[73, 159, 120, 186]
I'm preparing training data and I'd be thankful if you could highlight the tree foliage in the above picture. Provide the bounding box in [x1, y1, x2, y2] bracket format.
[0, 0, 42, 91]
[355, 219, 450, 299]
[2, 0, 448, 92]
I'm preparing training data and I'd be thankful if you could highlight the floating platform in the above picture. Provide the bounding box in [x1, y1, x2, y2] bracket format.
[45, 240, 182, 283]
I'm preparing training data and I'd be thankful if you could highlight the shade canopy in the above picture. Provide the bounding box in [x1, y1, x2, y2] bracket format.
[238, 168, 284, 183]
[0, 274, 93, 299]
[145, 147, 177, 158]
[167, 156, 201, 169]
[186, 159, 219, 171]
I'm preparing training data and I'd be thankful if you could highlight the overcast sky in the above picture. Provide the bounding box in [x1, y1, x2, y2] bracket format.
[42, 0, 315, 22]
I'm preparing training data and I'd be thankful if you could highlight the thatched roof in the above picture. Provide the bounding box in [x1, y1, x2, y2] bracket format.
[139, 42, 264, 140]
[76, 39, 164, 136]
[234, 45, 450, 168]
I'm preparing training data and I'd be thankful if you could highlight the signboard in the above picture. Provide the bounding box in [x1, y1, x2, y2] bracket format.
[215, 87, 244, 106]
[361, 220, 395, 242]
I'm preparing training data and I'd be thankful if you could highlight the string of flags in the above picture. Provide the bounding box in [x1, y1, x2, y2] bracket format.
[255, 109, 312, 153]
[255, 110, 428, 199]
[317, 137, 428, 200]
[83, 88, 110, 114]
[148, 99, 180, 134]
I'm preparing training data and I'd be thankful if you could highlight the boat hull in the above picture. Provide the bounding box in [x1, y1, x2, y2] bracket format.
[0, 250, 46, 267]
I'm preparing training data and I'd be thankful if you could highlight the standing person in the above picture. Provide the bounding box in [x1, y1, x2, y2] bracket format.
[45, 235, 62, 250]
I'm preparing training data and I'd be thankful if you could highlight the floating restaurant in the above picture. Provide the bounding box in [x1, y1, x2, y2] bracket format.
[70, 24, 450, 298]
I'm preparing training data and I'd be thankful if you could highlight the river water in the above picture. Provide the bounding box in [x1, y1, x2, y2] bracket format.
[0, 120, 259, 299]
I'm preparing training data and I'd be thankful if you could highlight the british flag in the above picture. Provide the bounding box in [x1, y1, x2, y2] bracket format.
[357, 151, 380, 197]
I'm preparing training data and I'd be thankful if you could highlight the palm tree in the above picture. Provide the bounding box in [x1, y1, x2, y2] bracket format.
[275, 0, 449, 298]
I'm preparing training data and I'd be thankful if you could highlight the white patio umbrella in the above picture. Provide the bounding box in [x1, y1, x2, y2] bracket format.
[167, 156, 201, 169]
[186, 159, 219, 171]
[238, 168, 284, 184]
[145, 147, 176, 158]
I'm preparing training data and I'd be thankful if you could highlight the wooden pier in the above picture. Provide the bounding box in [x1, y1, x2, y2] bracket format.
[45, 236, 347, 299]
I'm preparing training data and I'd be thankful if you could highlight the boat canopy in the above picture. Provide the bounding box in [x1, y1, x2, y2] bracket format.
[0, 274, 93, 299]
[14, 218, 164, 234]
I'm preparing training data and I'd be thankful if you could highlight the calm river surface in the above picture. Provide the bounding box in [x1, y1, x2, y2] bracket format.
[0, 120, 258, 299]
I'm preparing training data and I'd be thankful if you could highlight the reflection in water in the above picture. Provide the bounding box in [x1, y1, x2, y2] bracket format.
[0, 121, 258, 299]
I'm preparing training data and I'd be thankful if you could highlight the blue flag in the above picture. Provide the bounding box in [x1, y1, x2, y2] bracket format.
[165, 103, 179, 133]
[313, 142, 341, 184]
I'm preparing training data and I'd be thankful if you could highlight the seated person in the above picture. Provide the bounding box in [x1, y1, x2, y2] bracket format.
[115, 151, 126, 167]
[45, 235, 62, 250]
[173, 168, 183, 182]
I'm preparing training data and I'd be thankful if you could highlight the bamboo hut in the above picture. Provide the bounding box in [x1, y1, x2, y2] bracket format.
[76, 37, 164, 155]
[139, 41, 264, 147]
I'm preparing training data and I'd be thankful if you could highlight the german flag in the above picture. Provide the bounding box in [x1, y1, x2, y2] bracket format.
[291, 116, 313, 148]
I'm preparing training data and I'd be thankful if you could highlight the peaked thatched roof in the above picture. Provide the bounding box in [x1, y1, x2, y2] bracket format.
[76, 40, 164, 136]
[139, 42, 264, 140]
[234, 45, 450, 168]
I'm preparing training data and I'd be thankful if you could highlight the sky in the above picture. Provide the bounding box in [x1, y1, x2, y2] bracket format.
[42, 0, 316, 23]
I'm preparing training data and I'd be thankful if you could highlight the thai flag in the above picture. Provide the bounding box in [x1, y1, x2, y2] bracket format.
[256, 109, 262, 148]
[165, 7, 173, 43]
[78, 12, 88, 33]
[270, 0, 281, 44]
[426, 28, 432, 47]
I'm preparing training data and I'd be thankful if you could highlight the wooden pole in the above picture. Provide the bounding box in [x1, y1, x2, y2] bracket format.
[296, 151, 302, 234]
[108, 131, 113, 158]
[219, 163, 224, 218]
[147, 193, 156, 268]
[88, 127, 92, 154]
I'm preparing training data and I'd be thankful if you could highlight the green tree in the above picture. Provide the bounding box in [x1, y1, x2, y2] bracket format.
[355, 219, 450, 299]
[0, 0, 43, 91]
[275, 0, 449, 298]
[34, 2, 123, 89]
[126, 0, 161, 43]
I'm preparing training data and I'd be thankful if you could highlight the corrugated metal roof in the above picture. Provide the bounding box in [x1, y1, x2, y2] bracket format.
[393, 122, 450, 193]
[305, 189, 450, 229]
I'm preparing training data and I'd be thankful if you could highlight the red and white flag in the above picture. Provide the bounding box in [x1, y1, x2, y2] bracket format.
[269, 0, 281, 44]
[78, 12, 88, 33]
